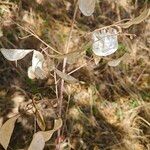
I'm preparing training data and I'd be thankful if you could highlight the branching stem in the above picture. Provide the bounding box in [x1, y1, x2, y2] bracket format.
[57, 1, 78, 149]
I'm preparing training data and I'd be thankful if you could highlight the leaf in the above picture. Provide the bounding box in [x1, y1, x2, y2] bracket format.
[108, 53, 129, 67]
[55, 69, 79, 83]
[33, 101, 46, 131]
[108, 58, 121, 67]
[28, 118, 62, 150]
[78, 0, 95, 16]
[121, 7, 150, 28]
[0, 49, 33, 61]
[0, 115, 19, 149]
[36, 109, 46, 131]
[40, 118, 62, 142]
[92, 28, 118, 56]
[28, 132, 45, 150]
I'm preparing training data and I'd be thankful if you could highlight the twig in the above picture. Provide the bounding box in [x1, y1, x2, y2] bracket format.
[54, 71, 59, 99]
[14, 22, 61, 54]
[68, 57, 93, 75]
[79, 19, 131, 38]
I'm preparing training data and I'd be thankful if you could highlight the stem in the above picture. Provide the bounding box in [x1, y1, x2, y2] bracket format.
[57, 1, 78, 149]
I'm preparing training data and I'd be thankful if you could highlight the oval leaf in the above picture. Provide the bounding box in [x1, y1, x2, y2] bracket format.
[108, 58, 121, 67]
[78, 0, 95, 16]
[36, 110, 46, 131]
[121, 7, 150, 28]
[28, 118, 62, 150]
[40, 118, 62, 142]
[108, 53, 129, 67]
[28, 132, 45, 150]
[0, 49, 33, 61]
[0, 115, 19, 149]
[55, 69, 79, 83]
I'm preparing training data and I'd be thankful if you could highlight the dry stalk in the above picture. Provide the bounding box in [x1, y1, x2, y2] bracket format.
[57, 1, 78, 149]
[14, 22, 61, 54]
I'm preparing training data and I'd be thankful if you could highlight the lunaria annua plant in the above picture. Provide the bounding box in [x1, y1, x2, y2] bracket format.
[92, 28, 118, 56]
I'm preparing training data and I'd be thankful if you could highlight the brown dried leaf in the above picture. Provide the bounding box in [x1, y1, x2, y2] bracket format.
[28, 132, 45, 150]
[40, 118, 62, 142]
[108, 53, 129, 67]
[28, 118, 62, 150]
[55, 69, 79, 83]
[108, 58, 121, 67]
[36, 110, 46, 131]
[33, 102, 46, 131]
[121, 7, 150, 28]
[0, 115, 19, 149]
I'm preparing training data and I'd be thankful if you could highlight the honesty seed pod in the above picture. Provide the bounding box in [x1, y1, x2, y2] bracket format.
[92, 28, 118, 56]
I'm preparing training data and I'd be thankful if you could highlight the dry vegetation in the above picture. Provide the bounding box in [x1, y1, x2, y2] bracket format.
[0, 0, 150, 150]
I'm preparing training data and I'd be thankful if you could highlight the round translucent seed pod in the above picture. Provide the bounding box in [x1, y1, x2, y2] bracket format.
[92, 28, 118, 56]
